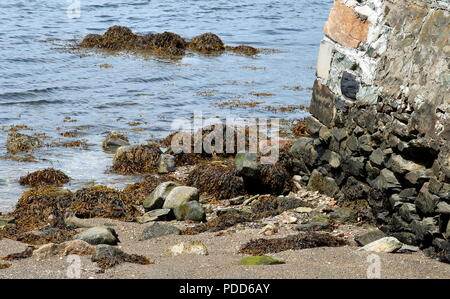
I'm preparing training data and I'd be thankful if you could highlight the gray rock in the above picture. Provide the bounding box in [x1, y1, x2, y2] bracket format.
[157, 154, 176, 174]
[307, 169, 339, 197]
[91, 244, 124, 262]
[355, 229, 387, 246]
[386, 154, 425, 174]
[399, 203, 419, 222]
[136, 209, 172, 223]
[74, 227, 119, 245]
[343, 156, 365, 177]
[415, 184, 439, 216]
[405, 169, 434, 185]
[369, 148, 386, 166]
[347, 135, 359, 152]
[331, 127, 348, 142]
[321, 150, 341, 168]
[329, 207, 356, 223]
[319, 126, 332, 143]
[358, 135, 373, 152]
[289, 137, 318, 167]
[436, 202, 450, 215]
[371, 168, 401, 190]
[356, 86, 379, 105]
[306, 116, 324, 135]
[399, 188, 417, 198]
[140, 222, 181, 241]
[143, 181, 178, 211]
[162, 186, 199, 209]
[235, 152, 260, 179]
[359, 237, 403, 253]
[173, 201, 206, 222]
[398, 245, 420, 253]
[7, 132, 43, 154]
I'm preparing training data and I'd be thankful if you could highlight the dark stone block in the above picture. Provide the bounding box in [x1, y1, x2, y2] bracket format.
[309, 80, 337, 127]
[340, 71, 359, 99]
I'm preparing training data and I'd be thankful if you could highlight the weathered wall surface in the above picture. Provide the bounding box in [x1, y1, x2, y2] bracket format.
[296, 0, 450, 261]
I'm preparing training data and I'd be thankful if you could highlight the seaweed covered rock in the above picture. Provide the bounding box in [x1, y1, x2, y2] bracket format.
[186, 163, 246, 200]
[102, 131, 129, 153]
[123, 175, 169, 205]
[32, 240, 96, 261]
[97, 25, 139, 50]
[226, 45, 260, 56]
[111, 145, 162, 174]
[6, 132, 43, 154]
[157, 154, 176, 174]
[70, 186, 140, 221]
[188, 33, 225, 54]
[138, 32, 186, 56]
[19, 168, 70, 187]
[91, 244, 152, 269]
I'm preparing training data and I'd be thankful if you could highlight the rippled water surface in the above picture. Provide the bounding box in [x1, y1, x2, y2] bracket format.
[0, 0, 332, 211]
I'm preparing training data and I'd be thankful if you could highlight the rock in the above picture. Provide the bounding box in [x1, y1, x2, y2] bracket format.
[355, 230, 387, 246]
[340, 72, 359, 99]
[405, 169, 434, 185]
[411, 218, 439, 241]
[239, 256, 285, 266]
[309, 80, 337, 127]
[7, 132, 43, 154]
[399, 203, 419, 222]
[74, 227, 119, 245]
[342, 156, 365, 177]
[235, 152, 260, 179]
[369, 148, 386, 166]
[359, 237, 403, 253]
[307, 169, 339, 197]
[102, 131, 129, 152]
[321, 150, 341, 168]
[293, 207, 313, 213]
[157, 154, 176, 174]
[323, 0, 369, 48]
[415, 184, 439, 216]
[306, 116, 324, 135]
[436, 202, 450, 215]
[173, 201, 206, 222]
[136, 209, 172, 223]
[140, 222, 181, 241]
[329, 207, 356, 223]
[33, 240, 95, 261]
[143, 181, 178, 211]
[289, 137, 318, 167]
[261, 223, 278, 236]
[162, 186, 199, 209]
[64, 212, 94, 228]
[398, 245, 420, 253]
[356, 86, 379, 105]
[162, 241, 208, 257]
[386, 154, 425, 174]
[371, 168, 401, 190]
[91, 244, 123, 261]
[319, 126, 332, 143]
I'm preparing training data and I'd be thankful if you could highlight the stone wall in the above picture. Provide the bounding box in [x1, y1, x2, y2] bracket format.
[296, 0, 450, 261]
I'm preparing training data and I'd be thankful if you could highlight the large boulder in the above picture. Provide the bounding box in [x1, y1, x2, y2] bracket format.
[173, 201, 206, 222]
[139, 222, 180, 241]
[162, 186, 200, 209]
[142, 181, 178, 211]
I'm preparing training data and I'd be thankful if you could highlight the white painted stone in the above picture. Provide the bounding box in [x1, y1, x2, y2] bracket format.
[316, 39, 334, 81]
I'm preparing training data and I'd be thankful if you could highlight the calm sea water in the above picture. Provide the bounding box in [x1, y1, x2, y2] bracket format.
[0, 0, 332, 211]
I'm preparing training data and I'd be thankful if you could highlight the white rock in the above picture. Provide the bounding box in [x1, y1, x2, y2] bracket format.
[162, 241, 208, 257]
[359, 237, 403, 253]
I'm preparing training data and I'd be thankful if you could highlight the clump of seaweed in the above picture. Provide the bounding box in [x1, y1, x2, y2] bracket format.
[0, 246, 35, 261]
[186, 163, 246, 200]
[238, 233, 348, 255]
[70, 186, 141, 221]
[188, 33, 225, 54]
[19, 168, 70, 187]
[91, 245, 152, 269]
[111, 144, 162, 175]
[225, 45, 260, 56]
[292, 119, 309, 137]
[0, 263, 11, 269]
[182, 211, 278, 235]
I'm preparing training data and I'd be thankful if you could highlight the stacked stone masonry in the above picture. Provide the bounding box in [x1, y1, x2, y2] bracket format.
[298, 0, 450, 261]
